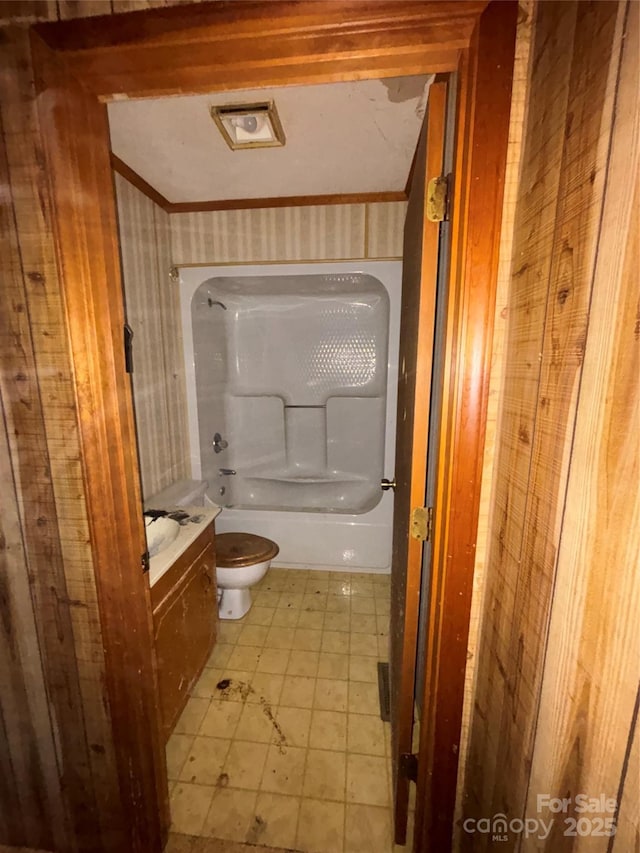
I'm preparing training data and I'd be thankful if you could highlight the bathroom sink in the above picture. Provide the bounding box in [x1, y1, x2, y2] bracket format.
[145, 516, 180, 558]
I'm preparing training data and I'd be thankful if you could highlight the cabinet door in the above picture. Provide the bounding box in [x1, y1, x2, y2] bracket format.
[154, 544, 216, 737]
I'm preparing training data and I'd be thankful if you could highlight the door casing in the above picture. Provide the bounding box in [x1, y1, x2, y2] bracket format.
[30, 2, 516, 850]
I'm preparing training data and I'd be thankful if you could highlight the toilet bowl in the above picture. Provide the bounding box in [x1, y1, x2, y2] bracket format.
[145, 479, 278, 621]
[216, 532, 279, 620]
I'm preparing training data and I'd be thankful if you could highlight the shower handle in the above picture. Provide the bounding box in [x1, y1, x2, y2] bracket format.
[381, 478, 396, 492]
[212, 432, 228, 453]
[219, 468, 236, 476]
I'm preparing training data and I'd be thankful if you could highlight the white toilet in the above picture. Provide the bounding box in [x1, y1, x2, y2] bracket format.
[216, 532, 279, 620]
[145, 479, 278, 620]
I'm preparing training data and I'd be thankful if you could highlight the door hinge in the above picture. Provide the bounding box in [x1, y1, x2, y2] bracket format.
[399, 752, 419, 783]
[141, 550, 150, 574]
[426, 174, 451, 222]
[410, 506, 433, 542]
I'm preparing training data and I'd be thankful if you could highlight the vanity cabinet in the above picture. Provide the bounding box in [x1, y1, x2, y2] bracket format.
[150, 523, 217, 739]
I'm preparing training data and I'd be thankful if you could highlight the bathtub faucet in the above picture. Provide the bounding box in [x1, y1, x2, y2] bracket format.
[212, 432, 228, 453]
[219, 468, 236, 476]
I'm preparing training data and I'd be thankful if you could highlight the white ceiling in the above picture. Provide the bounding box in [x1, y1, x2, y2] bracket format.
[108, 76, 432, 204]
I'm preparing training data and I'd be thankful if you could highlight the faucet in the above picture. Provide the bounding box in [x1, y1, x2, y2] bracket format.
[219, 468, 236, 476]
[212, 432, 228, 453]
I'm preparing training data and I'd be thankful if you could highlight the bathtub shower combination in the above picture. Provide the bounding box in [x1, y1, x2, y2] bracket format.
[180, 261, 401, 573]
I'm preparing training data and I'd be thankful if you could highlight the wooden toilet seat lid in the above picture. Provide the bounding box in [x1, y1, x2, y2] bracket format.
[216, 532, 279, 568]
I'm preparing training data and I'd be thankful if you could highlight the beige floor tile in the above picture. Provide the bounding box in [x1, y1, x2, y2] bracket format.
[344, 803, 392, 853]
[350, 614, 378, 635]
[237, 624, 269, 647]
[292, 627, 322, 651]
[324, 595, 350, 614]
[162, 832, 196, 853]
[174, 697, 211, 735]
[271, 607, 300, 628]
[296, 798, 345, 853]
[244, 605, 275, 626]
[234, 703, 277, 743]
[378, 635, 389, 658]
[328, 578, 351, 595]
[323, 611, 351, 632]
[281, 675, 316, 708]
[282, 575, 307, 593]
[217, 622, 243, 644]
[170, 782, 215, 835]
[287, 649, 320, 677]
[278, 592, 304, 610]
[209, 671, 254, 703]
[346, 754, 389, 806]
[222, 740, 269, 790]
[305, 576, 329, 594]
[376, 615, 389, 635]
[374, 597, 391, 614]
[309, 709, 347, 751]
[321, 630, 350, 654]
[255, 647, 290, 675]
[350, 580, 374, 596]
[273, 706, 312, 748]
[383, 723, 392, 757]
[260, 744, 306, 795]
[191, 667, 225, 699]
[179, 736, 231, 785]
[297, 609, 325, 630]
[265, 626, 296, 649]
[348, 682, 380, 716]
[226, 645, 262, 671]
[349, 655, 378, 683]
[253, 590, 281, 608]
[202, 787, 258, 842]
[259, 577, 285, 593]
[347, 714, 385, 756]
[314, 678, 348, 712]
[303, 748, 346, 801]
[247, 672, 284, 706]
[252, 792, 300, 849]
[350, 596, 376, 615]
[349, 633, 379, 657]
[199, 699, 242, 738]
[166, 733, 194, 780]
[317, 652, 349, 680]
[301, 593, 328, 612]
[207, 643, 233, 668]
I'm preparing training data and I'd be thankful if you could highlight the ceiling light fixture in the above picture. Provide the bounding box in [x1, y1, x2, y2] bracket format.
[210, 101, 286, 150]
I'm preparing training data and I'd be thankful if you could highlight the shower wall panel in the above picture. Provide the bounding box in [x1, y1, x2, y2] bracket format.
[181, 262, 401, 571]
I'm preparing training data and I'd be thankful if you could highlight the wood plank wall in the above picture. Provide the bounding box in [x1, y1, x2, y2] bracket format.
[459, 1, 639, 851]
[0, 2, 206, 851]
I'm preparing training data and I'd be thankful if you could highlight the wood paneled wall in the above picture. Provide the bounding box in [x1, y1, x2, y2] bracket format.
[458, 1, 639, 850]
[115, 174, 189, 499]
[0, 1, 203, 850]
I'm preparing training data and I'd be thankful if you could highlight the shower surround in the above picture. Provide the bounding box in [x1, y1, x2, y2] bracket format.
[181, 262, 401, 571]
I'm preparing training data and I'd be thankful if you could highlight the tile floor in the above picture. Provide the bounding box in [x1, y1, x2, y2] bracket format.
[166, 567, 412, 853]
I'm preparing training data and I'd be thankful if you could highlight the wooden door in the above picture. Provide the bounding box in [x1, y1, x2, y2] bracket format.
[389, 80, 448, 844]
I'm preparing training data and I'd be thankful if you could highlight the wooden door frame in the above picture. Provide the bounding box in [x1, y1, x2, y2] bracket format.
[29, 2, 515, 850]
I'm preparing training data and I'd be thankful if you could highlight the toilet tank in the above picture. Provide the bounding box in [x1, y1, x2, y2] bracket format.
[145, 479, 208, 508]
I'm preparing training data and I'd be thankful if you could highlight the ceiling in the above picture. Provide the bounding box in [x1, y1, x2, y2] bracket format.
[107, 76, 433, 204]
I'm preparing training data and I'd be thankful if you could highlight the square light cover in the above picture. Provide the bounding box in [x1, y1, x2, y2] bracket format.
[211, 101, 286, 150]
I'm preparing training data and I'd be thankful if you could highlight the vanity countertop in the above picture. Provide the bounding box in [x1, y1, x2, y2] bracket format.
[148, 505, 221, 587]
